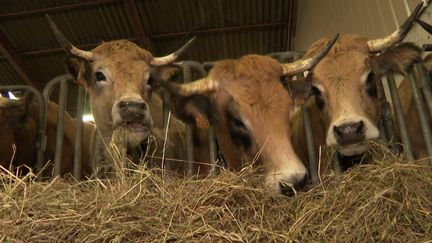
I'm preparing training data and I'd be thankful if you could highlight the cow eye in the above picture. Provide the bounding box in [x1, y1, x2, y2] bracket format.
[95, 71, 106, 82]
[365, 72, 377, 98]
[227, 115, 251, 149]
[311, 86, 325, 110]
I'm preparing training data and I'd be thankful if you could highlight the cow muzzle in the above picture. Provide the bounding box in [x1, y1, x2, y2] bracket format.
[327, 117, 379, 156]
[112, 98, 153, 133]
[265, 158, 308, 196]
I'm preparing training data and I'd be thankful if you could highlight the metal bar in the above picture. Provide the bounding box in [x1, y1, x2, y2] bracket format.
[182, 65, 194, 175]
[176, 61, 218, 175]
[386, 74, 414, 161]
[301, 105, 318, 184]
[53, 79, 68, 176]
[266, 51, 306, 61]
[415, 63, 432, 122]
[286, 0, 294, 51]
[73, 86, 85, 179]
[376, 77, 395, 143]
[407, 69, 432, 165]
[0, 85, 46, 174]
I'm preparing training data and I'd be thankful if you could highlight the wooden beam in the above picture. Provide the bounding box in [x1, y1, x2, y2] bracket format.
[125, 0, 153, 51]
[0, 31, 40, 88]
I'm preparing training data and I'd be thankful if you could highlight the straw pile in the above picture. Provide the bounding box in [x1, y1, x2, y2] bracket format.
[0, 142, 431, 242]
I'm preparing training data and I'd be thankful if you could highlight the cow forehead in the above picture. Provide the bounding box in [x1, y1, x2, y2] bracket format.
[314, 50, 369, 86]
[92, 40, 153, 64]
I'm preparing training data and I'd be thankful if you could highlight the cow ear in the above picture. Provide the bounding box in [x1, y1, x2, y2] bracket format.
[369, 43, 422, 75]
[170, 94, 217, 129]
[286, 74, 312, 105]
[64, 55, 91, 87]
[149, 66, 180, 88]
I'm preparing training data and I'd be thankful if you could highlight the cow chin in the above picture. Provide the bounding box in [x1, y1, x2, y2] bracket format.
[338, 142, 368, 156]
[126, 130, 151, 148]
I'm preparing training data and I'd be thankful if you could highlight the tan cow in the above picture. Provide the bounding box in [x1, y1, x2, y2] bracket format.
[0, 94, 95, 177]
[46, 16, 212, 175]
[290, 2, 425, 171]
[159, 35, 338, 194]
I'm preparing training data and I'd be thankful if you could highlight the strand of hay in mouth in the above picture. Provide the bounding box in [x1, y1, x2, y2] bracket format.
[0, 142, 431, 242]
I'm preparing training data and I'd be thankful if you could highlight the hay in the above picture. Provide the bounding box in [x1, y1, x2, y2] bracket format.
[0, 142, 431, 242]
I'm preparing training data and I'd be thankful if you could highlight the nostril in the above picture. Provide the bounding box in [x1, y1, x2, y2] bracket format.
[356, 121, 364, 134]
[139, 102, 147, 110]
[279, 182, 296, 197]
[119, 101, 128, 109]
[333, 125, 342, 136]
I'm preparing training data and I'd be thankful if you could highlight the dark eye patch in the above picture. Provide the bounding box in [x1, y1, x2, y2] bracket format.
[311, 86, 325, 110]
[226, 104, 252, 149]
[365, 72, 377, 98]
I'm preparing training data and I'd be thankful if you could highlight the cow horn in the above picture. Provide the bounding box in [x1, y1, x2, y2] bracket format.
[151, 37, 197, 67]
[46, 14, 95, 61]
[282, 33, 339, 76]
[161, 77, 218, 97]
[416, 18, 432, 35]
[367, 2, 423, 52]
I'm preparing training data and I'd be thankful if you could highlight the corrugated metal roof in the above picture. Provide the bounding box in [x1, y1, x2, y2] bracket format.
[0, 0, 292, 87]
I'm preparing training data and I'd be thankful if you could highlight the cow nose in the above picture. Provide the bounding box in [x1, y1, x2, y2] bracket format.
[118, 100, 147, 111]
[333, 121, 365, 145]
[279, 174, 308, 197]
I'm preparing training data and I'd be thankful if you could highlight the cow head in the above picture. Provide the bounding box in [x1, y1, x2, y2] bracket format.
[160, 35, 338, 194]
[302, 3, 423, 158]
[46, 15, 195, 147]
[0, 93, 34, 129]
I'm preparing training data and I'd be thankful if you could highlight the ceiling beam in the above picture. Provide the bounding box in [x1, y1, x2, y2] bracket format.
[0, 21, 287, 58]
[149, 21, 288, 39]
[0, 0, 119, 19]
[0, 31, 40, 88]
[125, 0, 153, 52]
[286, 0, 294, 51]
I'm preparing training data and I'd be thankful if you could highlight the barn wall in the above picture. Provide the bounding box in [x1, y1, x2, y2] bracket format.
[293, 0, 432, 51]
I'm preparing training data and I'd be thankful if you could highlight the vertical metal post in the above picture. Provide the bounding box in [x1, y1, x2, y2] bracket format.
[54, 79, 68, 176]
[73, 86, 85, 179]
[386, 74, 414, 161]
[376, 77, 395, 143]
[407, 69, 432, 165]
[182, 65, 194, 175]
[416, 63, 432, 122]
[162, 92, 171, 128]
[292, 53, 318, 183]
[208, 127, 217, 176]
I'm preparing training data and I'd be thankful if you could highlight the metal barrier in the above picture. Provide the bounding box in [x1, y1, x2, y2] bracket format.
[42, 74, 87, 179]
[0, 86, 46, 173]
[3, 51, 431, 180]
[171, 61, 218, 176]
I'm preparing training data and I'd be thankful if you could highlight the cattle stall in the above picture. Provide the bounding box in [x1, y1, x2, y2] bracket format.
[1, 48, 432, 180]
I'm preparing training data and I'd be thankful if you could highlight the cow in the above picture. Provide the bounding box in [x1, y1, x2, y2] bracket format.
[0, 93, 95, 177]
[157, 34, 338, 194]
[290, 2, 426, 172]
[45, 16, 212, 176]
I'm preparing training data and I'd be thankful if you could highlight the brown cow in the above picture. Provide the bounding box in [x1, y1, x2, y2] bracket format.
[46, 16, 212, 175]
[0, 94, 95, 177]
[158, 35, 338, 194]
[290, 2, 425, 171]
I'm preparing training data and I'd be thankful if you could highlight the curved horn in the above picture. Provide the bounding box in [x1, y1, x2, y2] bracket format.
[282, 33, 339, 76]
[416, 18, 432, 35]
[151, 37, 197, 67]
[161, 78, 218, 97]
[45, 14, 95, 61]
[367, 2, 423, 52]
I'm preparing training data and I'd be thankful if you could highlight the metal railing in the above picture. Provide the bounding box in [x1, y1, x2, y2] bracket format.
[2, 51, 431, 180]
